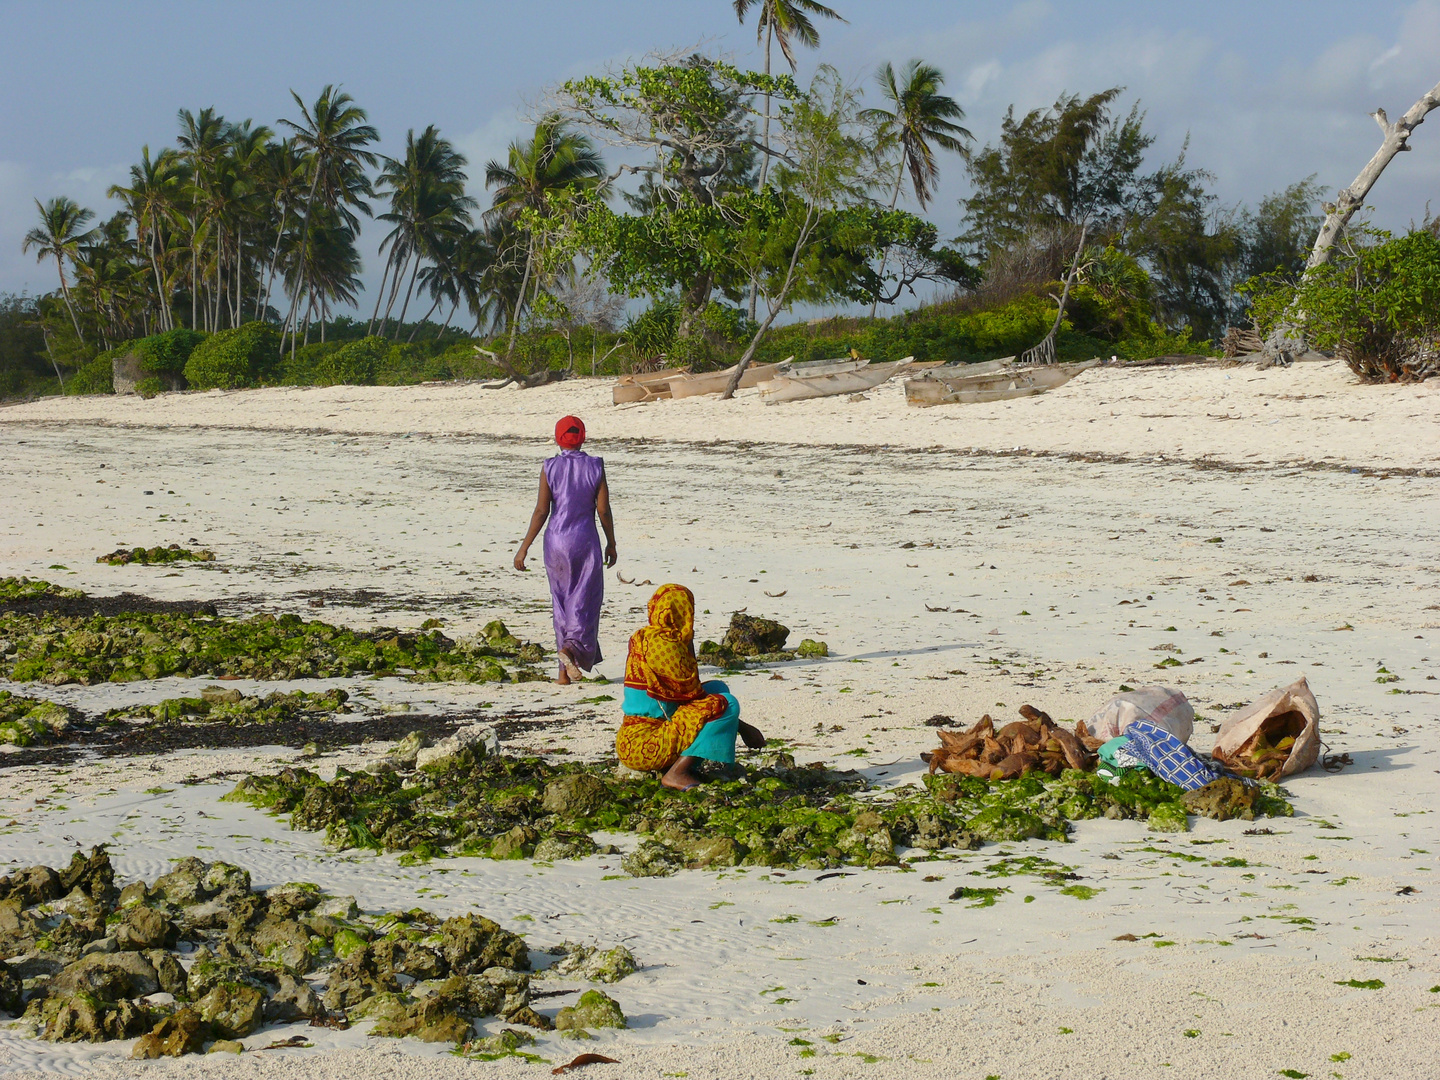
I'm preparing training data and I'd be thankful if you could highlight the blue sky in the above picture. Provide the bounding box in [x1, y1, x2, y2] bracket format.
[3, 0, 1438, 312]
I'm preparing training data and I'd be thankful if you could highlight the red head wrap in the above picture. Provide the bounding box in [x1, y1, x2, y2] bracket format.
[555, 415, 586, 450]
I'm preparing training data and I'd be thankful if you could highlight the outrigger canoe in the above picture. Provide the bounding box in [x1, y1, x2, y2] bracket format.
[757, 356, 916, 404]
[612, 367, 690, 404]
[904, 358, 1100, 408]
[666, 358, 789, 399]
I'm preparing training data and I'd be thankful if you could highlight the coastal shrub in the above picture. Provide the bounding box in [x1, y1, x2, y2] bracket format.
[64, 350, 119, 395]
[757, 293, 1100, 365]
[183, 321, 280, 390]
[276, 340, 338, 385]
[1247, 229, 1440, 382]
[314, 336, 387, 385]
[135, 376, 164, 399]
[134, 328, 206, 377]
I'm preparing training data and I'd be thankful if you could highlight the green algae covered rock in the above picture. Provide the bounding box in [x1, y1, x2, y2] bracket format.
[1146, 801, 1190, 833]
[197, 981, 264, 1039]
[542, 774, 608, 817]
[554, 989, 625, 1032]
[621, 840, 684, 878]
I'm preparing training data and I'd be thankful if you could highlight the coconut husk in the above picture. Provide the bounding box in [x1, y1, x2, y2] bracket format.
[925, 705, 1097, 779]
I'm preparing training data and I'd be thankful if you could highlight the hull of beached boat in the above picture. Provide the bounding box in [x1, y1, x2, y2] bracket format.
[758, 357, 914, 404]
[666, 361, 785, 399]
[612, 367, 690, 404]
[904, 358, 1100, 407]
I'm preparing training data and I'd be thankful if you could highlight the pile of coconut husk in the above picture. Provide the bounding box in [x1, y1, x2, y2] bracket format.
[923, 705, 1102, 780]
[0, 848, 633, 1056]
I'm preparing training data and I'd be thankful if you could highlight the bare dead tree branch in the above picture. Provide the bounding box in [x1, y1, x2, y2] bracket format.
[1263, 77, 1440, 365]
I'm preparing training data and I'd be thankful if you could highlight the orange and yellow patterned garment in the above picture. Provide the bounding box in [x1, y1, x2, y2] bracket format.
[616, 584, 739, 772]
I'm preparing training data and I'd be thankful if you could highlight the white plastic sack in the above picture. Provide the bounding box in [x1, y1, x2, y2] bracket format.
[1085, 685, 1194, 743]
[1212, 676, 1320, 780]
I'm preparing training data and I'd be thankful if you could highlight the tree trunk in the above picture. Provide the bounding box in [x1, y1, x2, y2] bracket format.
[394, 256, 422, 338]
[1264, 78, 1440, 364]
[289, 170, 322, 357]
[746, 21, 775, 323]
[409, 294, 443, 342]
[234, 222, 244, 326]
[722, 203, 818, 399]
[1019, 220, 1088, 366]
[497, 241, 537, 382]
[367, 254, 392, 335]
[867, 168, 907, 318]
[379, 249, 411, 337]
[261, 208, 287, 321]
[54, 256, 86, 344]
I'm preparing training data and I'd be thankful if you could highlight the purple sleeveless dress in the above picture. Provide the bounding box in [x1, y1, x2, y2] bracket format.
[542, 450, 605, 674]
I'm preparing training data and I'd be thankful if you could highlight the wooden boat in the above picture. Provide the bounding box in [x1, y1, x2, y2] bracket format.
[904, 358, 1100, 407]
[666, 358, 789, 399]
[612, 366, 689, 404]
[758, 356, 915, 404]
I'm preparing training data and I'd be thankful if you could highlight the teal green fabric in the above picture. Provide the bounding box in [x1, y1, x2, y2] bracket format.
[1098, 735, 1139, 771]
[621, 681, 741, 765]
[622, 685, 667, 718]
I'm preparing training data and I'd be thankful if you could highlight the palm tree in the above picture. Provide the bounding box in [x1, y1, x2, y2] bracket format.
[22, 196, 97, 342]
[485, 116, 605, 357]
[254, 138, 307, 321]
[733, 0, 845, 190]
[860, 59, 971, 315]
[279, 85, 378, 351]
[372, 125, 475, 337]
[108, 146, 186, 331]
[485, 115, 605, 222]
[220, 119, 274, 328]
[292, 208, 361, 344]
[177, 106, 228, 329]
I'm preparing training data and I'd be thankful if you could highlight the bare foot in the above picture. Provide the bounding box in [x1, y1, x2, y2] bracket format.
[556, 670, 572, 686]
[558, 649, 583, 683]
[739, 721, 767, 750]
[661, 756, 704, 791]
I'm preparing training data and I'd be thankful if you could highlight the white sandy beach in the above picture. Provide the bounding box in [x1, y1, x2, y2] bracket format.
[0, 359, 1437, 1079]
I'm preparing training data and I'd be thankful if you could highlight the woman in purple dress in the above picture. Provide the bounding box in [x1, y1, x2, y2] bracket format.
[513, 416, 617, 685]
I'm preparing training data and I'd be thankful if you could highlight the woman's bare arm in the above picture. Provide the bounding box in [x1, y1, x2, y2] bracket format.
[597, 472, 617, 568]
[513, 470, 553, 571]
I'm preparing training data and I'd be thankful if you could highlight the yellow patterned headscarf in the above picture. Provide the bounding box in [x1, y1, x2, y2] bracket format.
[624, 583, 703, 703]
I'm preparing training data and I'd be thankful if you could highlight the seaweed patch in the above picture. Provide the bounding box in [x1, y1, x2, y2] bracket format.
[225, 746, 1293, 872]
[96, 546, 215, 566]
[0, 579, 547, 686]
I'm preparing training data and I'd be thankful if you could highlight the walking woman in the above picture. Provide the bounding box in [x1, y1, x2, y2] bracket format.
[514, 416, 617, 684]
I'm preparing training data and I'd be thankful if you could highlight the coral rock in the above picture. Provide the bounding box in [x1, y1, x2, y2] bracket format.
[197, 981, 265, 1039]
[131, 1006, 206, 1058]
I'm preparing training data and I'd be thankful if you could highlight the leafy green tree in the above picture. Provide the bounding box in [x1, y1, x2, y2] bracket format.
[558, 57, 797, 341]
[22, 197, 97, 343]
[254, 138, 307, 321]
[961, 88, 1157, 259]
[1245, 228, 1440, 382]
[176, 106, 230, 330]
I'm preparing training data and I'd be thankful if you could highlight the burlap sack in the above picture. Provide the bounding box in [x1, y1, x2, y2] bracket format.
[1212, 676, 1320, 780]
[1085, 686, 1194, 743]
